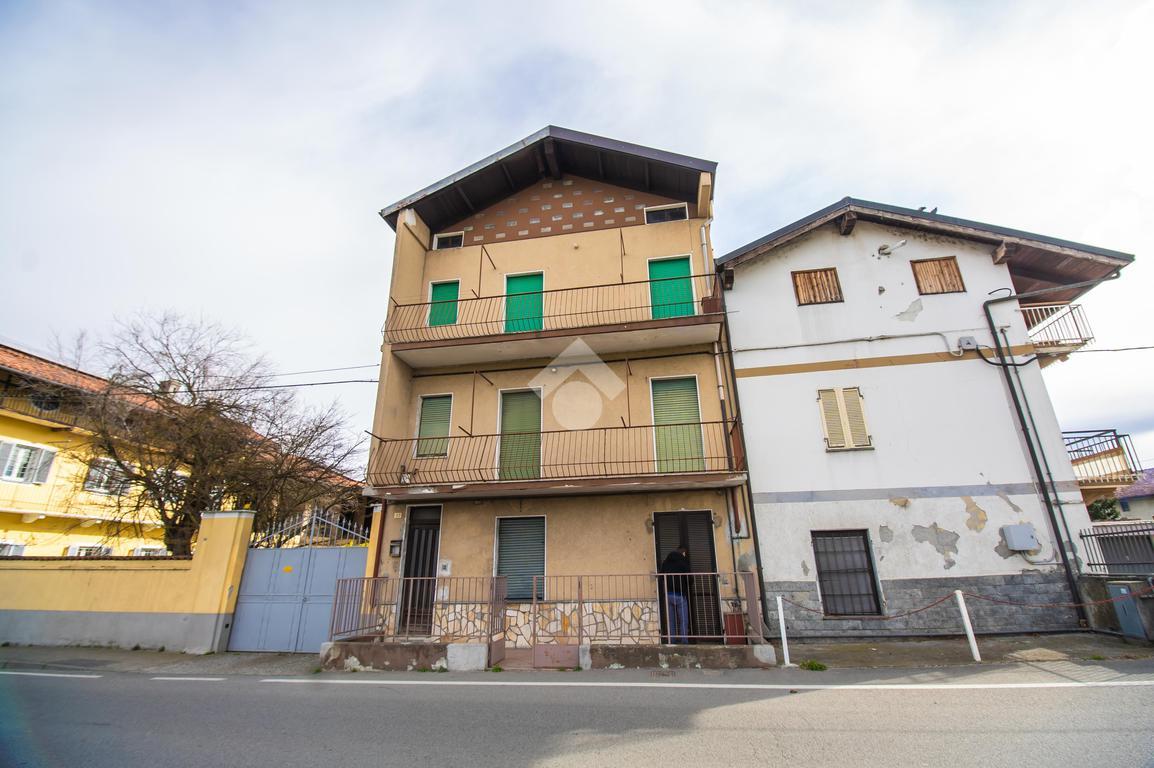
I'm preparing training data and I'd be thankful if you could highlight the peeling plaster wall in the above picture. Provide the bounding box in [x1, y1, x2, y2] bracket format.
[728, 221, 1095, 606]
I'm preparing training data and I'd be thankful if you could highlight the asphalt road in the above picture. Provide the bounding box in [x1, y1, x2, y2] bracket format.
[3, 664, 1154, 768]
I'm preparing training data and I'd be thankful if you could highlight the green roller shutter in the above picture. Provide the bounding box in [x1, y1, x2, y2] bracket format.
[648, 257, 694, 319]
[505, 273, 544, 333]
[499, 390, 541, 480]
[416, 395, 452, 457]
[651, 377, 705, 473]
[497, 517, 545, 600]
[428, 281, 459, 327]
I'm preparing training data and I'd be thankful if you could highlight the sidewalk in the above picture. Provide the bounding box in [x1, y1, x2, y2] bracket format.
[1, 631, 1149, 677]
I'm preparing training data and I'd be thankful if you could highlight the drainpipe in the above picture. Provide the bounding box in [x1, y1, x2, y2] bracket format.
[716, 272, 773, 634]
[982, 272, 1119, 626]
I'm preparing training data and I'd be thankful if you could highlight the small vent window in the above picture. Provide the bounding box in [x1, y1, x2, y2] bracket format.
[817, 387, 872, 450]
[911, 256, 965, 295]
[433, 232, 464, 250]
[644, 204, 688, 224]
[792, 268, 844, 305]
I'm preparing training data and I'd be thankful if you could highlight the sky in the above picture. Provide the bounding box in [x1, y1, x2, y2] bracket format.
[1, 0, 1152, 468]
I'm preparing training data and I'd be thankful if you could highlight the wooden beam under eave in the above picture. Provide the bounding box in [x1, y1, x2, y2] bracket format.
[456, 186, 475, 213]
[696, 172, 713, 219]
[992, 242, 1009, 264]
[836, 212, 857, 236]
[543, 138, 562, 180]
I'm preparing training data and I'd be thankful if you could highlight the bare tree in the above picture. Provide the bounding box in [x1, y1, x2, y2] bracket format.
[78, 313, 364, 555]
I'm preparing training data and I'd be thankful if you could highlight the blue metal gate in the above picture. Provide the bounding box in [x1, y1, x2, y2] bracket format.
[230, 546, 368, 653]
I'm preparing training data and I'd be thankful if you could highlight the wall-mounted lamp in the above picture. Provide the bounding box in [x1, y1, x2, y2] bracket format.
[388, 540, 403, 558]
[644, 516, 654, 534]
[876, 239, 908, 257]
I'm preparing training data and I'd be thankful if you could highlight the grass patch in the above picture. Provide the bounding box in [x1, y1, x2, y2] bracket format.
[1087, 654, 1106, 661]
[312, 666, 322, 674]
[799, 659, 827, 671]
[490, 665, 503, 673]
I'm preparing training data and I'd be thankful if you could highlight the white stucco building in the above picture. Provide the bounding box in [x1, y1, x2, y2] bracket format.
[719, 199, 1134, 636]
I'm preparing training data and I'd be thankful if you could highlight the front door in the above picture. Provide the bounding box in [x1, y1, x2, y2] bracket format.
[654, 510, 722, 643]
[400, 507, 441, 635]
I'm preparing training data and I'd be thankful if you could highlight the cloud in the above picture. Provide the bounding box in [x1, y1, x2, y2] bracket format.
[1, 0, 1150, 465]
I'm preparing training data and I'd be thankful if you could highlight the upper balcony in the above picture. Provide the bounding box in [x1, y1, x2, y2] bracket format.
[365, 419, 746, 501]
[1022, 303, 1094, 361]
[1064, 429, 1141, 490]
[384, 274, 724, 368]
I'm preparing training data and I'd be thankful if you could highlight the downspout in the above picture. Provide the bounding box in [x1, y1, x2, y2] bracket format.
[717, 270, 773, 634]
[982, 272, 1119, 626]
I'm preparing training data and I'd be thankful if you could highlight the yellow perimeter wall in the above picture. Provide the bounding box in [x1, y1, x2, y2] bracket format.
[0, 512, 253, 653]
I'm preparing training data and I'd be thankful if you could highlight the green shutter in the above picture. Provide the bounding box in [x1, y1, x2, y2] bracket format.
[499, 390, 541, 480]
[497, 517, 545, 600]
[648, 257, 694, 319]
[651, 377, 705, 473]
[505, 273, 544, 333]
[416, 395, 452, 457]
[428, 281, 459, 327]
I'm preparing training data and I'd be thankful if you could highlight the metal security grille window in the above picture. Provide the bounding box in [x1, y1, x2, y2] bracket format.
[497, 516, 545, 601]
[643, 203, 688, 224]
[816, 387, 872, 450]
[0, 441, 55, 484]
[911, 256, 966, 294]
[811, 531, 882, 616]
[791, 267, 844, 305]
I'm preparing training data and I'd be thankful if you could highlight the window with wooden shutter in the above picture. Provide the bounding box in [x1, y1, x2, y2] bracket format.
[791, 268, 844, 305]
[415, 395, 452, 457]
[499, 390, 541, 480]
[497, 516, 545, 600]
[428, 281, 459, 327]
[816, 387, 872, 450]
[0, 442, 54, 484]
[911, 256, 965, 294]
[651, 377, 705, 473]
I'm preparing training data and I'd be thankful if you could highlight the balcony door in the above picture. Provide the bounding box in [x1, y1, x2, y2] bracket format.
[651, 377, 705, 473]
[505, 273, 544, 333]
[499, 390, 541, 480]
[649, 257, 695, 319]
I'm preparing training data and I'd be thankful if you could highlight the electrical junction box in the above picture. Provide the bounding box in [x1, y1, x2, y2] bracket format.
[1001, 523, 1040, 552]
[957, 336, 979, 351]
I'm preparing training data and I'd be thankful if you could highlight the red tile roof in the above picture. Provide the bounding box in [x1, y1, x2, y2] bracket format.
[0, 344, 109, 393]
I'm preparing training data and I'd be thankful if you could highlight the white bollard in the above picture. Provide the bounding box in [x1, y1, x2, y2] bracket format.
[776, 595, 794, 667]
[954, 590, 981, 662]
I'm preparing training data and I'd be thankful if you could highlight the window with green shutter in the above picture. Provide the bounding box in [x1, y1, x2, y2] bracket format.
[504, 273, 544, 333]
[497, 517, 545, 601]
[648, 257, 695, 319]
[416, 395, 452, 457]
[428, 281, 460, 327]
[499, 390, 541, 480]
[651, 377, 705, 473]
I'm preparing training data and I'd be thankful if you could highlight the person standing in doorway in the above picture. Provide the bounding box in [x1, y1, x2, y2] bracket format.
[659, 545, 692, 644]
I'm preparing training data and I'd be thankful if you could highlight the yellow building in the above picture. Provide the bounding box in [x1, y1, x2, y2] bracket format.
[0, 344, 167, 557]
[362, 127, 761, 657]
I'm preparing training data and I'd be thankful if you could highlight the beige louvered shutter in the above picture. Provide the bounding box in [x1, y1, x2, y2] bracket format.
[842, 387, 871, 448]
[817, 389, 847, 449]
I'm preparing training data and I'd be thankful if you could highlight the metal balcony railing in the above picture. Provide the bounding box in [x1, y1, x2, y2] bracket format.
[1064, 429, 1141, 487]
[367, 420, 741, 487]
[1022, 303, 1094, 348]
[383, 274, 720, 344]
[0, 392, 86, 428]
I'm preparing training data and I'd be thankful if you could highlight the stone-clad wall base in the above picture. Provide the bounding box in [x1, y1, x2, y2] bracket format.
[766, 571, 1079, 638]
[0, 610, 232, 654]
[321, 641, 449, 671]
[590, 644, 775, 669]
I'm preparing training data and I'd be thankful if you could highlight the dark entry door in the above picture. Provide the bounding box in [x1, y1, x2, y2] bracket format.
[654, 511, 722, 642]
[400, 507, 441, 634]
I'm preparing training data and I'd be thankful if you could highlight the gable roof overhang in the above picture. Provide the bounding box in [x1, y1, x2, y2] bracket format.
[717, 197, 1134, 303]
[379, 126, 717, 233]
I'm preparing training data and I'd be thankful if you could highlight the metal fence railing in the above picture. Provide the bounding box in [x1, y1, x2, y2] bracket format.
[1080, 523, 1154, 576]
[383, 274, 721, 344]
[251, 510, 370, 548]
[330, 576, 507, 643]
[367, 420, 741, 487]
[1064, 429, 1141, 487]
[1022, 303, 1094, 348]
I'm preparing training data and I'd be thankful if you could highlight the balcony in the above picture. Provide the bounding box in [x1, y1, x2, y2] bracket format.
[1064, 430, 1140, 489]
[1022, 303, 1094, 357]
[384, 274, 724, 367]
[0, 391, 85, 429]
[365, 420, 746, 500]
